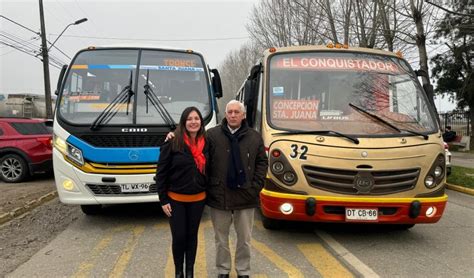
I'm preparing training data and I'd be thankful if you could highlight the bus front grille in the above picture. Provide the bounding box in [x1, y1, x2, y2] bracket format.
[86, 184, 158, 195]
[302, 166, 420, 195]
[80, 134, 166, 147]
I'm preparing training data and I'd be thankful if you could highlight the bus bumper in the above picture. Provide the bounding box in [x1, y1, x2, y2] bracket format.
[53, 149, 159, 205]
[260, 188, 447, 224]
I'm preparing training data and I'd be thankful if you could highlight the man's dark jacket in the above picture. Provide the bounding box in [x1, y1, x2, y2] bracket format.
[206, 119, 268, 210]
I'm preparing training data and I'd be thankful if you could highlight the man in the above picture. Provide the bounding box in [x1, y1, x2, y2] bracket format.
[207, 100, 267, 278]
[443, 126, 456, 142]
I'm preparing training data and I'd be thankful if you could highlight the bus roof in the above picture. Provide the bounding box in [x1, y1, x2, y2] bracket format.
[263, 45, 400, 59]
[79, 44, 204, 56]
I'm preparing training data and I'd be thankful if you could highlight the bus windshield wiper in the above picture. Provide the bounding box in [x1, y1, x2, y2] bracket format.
[399, 128, 429, 140]
[349, 103, 401, 132]
[349, 103, 428, 140]
[143, 70, 176, 130]
[273, 130, 359, 144]
[90, 71, 134, 130]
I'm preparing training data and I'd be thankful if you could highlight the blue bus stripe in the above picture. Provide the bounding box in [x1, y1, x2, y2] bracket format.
[67, 135, 160, 164]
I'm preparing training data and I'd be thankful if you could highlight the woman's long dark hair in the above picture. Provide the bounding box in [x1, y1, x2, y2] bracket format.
[171, 106, 206, 152]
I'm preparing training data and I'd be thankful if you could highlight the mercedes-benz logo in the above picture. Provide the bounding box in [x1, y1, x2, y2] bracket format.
[128, 150, 140, 161]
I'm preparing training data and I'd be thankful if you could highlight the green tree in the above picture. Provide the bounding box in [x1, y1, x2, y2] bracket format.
[431, 0, 473, 149]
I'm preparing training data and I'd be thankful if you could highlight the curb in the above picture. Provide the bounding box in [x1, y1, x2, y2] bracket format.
[446, 183, 474, 196]
[0, 191, 58, 225]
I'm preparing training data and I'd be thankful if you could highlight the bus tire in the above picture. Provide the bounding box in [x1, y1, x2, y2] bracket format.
[81, 205, 102, 215]
[262, 215, 281, 230]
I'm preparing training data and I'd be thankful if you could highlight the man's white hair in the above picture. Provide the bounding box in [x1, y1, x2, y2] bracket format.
[225, 100, 246, 113]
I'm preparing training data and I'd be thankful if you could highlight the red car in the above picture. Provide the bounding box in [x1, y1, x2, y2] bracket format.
[0, 118, 53, 183]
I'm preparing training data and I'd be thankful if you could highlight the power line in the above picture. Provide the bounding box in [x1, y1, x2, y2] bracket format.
[48, 33, 250, 42]
[0, 14, 71, 59]
[0, 40, 61, 69]
[0, 15, 39, 34]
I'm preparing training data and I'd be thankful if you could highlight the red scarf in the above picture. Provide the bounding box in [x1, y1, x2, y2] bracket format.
[183, 134, 206, 174]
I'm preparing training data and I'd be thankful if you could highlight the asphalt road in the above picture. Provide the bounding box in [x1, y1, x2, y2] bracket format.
[5, 189, 474, 278]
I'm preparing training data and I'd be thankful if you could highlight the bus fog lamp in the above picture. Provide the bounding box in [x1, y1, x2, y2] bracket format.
[424, 176, 435, 188]
[272, 162, 284, 173]
[280, 203, 293, 215]
[425, 206, 437, 217]
[283, 172, 296, 183]
[62, 179, 76, 191]
[434, 166, 443, 177]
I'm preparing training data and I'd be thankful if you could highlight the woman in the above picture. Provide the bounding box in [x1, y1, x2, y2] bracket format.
[156, 107, 207, 278]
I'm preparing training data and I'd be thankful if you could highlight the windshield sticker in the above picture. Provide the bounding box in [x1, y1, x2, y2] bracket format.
[140, 65, 204, 72]
[72, 64, 136, 70]
[72, 64, 204, 72]
[69, 95, 100, 101]
[273, 57, 400, 74]
[74, 103, 128, 112]
[272, 99, 319, 120]
[273, 87, 284, 96]
[163, 59, 196, 67]
[320, 110, 343, 116]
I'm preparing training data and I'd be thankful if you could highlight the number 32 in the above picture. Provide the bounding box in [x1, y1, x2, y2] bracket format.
[290, 144, 308, 160]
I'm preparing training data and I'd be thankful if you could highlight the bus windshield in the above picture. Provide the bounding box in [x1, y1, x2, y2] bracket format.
[268, 52, 437, 136]
[58, 48, 210, 125]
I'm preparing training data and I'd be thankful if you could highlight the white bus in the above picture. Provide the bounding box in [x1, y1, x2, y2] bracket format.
[53, 46, 222, 214]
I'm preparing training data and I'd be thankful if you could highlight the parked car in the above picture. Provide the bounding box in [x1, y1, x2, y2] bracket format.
[0, 118, 52, 183]
[444, 142, 452, 176]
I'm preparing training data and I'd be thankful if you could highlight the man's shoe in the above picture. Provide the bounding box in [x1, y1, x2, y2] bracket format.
[237, 276, 249, 278]
[217, 275, 229, 278]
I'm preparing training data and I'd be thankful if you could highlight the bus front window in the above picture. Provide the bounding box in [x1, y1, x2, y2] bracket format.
[59, 49, 139, 125]
[136, 51, 210, 125]
[268, 52, 437, 136]
[58, 49, 211, 126]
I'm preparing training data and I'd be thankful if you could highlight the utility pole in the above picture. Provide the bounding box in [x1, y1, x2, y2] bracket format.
[38, 0, 53, 119]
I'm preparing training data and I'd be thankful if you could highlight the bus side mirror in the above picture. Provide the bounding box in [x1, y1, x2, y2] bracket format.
[55, 65, 68, 95]
[211, 68, 223, 98]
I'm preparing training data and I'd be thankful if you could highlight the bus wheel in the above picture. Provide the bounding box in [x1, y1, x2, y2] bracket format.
[262, 215, 281, 230]
[81, 205, 102, 215]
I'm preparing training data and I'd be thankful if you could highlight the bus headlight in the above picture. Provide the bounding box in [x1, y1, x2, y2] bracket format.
[434, 166, 443, 178]
[271, 162, 284, 174]
[53, 134, 67, 154]
[283, 172, 296, 184]
[54, 134, 85, 166]
[67, 144, 84, 166]
[424, 176, 435, 188]
[424, 154, 445, 189]
[269, 148, 298, 186]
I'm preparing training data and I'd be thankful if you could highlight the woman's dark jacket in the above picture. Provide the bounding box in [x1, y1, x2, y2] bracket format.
[206, 119, 268, 210]
[155, 140, 209, 205]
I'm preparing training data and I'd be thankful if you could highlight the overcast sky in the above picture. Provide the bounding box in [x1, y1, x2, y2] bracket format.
[0, 0, 256, 89]
[0, 0, 456, 112]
